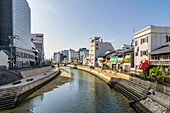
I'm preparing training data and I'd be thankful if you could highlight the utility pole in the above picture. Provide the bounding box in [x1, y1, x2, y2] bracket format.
[8, 35, 18, 70]
[9, 36, 14, 69]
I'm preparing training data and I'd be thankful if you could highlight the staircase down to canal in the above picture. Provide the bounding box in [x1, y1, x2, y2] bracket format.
[109, 79, 154, 113]
[114, 79, 149, 102]
[0, 87, 19, 109]
[0, 66, 60, 110]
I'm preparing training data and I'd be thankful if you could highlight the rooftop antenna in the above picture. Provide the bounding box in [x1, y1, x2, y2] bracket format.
[133, 26, 136, 33]
[131, 26, 136, 47]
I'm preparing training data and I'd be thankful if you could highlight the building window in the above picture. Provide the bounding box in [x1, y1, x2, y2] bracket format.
[143, 38, 147, 43]
[91, 40, 94, 43]
[135, 40, 138, 46]
[163, 55, 168, 59]
[142, 50, 148, 56]
[151, 56, 154, 60]
[166, 35, 170, 42]
[143, 51, 146, 55]
[140, 51, 143, 57]
[135, 52, 138, 56]
[166, 35, 169, 42]
[141, 37, 147, 44]
[154, 56, 160, 60]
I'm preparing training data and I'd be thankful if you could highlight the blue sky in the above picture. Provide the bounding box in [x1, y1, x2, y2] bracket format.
[27, 0, 170, 59]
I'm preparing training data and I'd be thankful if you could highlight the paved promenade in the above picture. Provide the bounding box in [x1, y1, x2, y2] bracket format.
[0, 67, 59, 89]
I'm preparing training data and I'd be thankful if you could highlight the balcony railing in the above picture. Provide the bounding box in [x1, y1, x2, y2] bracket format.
[149, 60, 170, 65]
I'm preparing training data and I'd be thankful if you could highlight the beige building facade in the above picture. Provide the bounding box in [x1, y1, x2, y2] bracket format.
[134, 25, 170, 71]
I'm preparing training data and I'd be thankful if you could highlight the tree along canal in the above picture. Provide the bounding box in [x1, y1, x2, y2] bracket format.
[0, 67, 135, 113]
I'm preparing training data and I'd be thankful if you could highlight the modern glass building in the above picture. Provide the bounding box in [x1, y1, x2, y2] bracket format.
[0, 0, 35, 68]
[0, 0, 13, 48]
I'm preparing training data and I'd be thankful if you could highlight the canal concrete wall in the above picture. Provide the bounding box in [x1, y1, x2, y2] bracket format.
[0, 69, 22, 86]
[67, 65, 170, 113]
[0, 67, 60, 109]
[67, 65, 120, 83]
[20, 66, 52, 78]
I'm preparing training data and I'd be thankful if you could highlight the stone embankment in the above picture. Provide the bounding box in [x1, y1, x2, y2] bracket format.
[0, 66, 60, 109]
[67, 65, 170, 113]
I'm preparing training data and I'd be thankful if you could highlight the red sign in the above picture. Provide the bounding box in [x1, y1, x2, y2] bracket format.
[96, 43, 99, 46]
[89, 54, 91, 62]
[96, 47, 99, 50]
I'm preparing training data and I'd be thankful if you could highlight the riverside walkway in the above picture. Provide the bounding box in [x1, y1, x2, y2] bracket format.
[0, 67, 59, 89]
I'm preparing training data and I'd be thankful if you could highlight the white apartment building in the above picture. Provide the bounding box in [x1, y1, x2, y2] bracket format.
[89, 37, 114, 66]
[69, 49, 79, 63]
[79, 49, 89, 65]
[134, 25, 170, 71]
[53, 52, 61, 63]
[0, 50, 10, 69]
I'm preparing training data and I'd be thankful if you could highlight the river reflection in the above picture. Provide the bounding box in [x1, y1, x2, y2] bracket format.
[0, 67, 135, 113]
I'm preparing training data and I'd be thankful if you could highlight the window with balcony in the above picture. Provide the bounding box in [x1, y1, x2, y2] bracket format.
[163, 55, 168, 59]
[155, 56, 160, 60]
[151, 56, 154, 60]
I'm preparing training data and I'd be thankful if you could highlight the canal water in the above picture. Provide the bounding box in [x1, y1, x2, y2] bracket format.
[0, 67, 135, 113]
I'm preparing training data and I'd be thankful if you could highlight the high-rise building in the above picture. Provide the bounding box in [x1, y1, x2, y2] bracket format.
[62, 50, 69, 59]
[89, 37, 114, 66]
[53, 52, 62, 63]
[0, 0, 34, 68]
[79, 48, 89, 65]
[61, 50, 69, 63]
